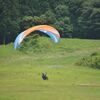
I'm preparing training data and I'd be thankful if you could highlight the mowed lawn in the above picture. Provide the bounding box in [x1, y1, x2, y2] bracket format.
[0, 38, 100, 100]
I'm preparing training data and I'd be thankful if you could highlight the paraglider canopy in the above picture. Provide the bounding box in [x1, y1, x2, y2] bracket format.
[14, 25, 60, 49]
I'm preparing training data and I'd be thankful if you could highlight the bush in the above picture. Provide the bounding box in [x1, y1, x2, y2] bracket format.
[18, 34, 55, 54]
[75, 52, 100, 69]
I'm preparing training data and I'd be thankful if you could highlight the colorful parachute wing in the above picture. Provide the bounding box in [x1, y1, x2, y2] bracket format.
[14, 25, 60, 49]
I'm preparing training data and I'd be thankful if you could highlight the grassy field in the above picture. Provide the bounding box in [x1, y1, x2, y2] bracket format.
[0, 38, 100, 100]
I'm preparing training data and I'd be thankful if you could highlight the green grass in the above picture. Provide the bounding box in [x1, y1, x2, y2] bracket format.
[0, 38, 100, 100]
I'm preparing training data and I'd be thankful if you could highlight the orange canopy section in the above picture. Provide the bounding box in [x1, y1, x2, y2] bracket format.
[23, 25, 60, 37]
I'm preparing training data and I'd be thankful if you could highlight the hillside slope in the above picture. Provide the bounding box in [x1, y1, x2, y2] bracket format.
[0, 38, 100, 100]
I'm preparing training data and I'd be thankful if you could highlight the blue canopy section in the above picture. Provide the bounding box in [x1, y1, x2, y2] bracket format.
[39, 30, 60, 43]
[14, 32, 25, 49]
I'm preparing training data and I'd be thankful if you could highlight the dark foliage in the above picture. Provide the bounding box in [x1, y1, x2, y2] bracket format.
[0, 0, 100, 44]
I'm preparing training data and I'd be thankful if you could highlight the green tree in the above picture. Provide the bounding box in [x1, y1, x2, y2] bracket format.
[20, 16, 34, 30]
[0, 0, 20, 44]
[54, 4, 73, 37]
[68, 0, 84, 38]
[78, 0, 100, 38]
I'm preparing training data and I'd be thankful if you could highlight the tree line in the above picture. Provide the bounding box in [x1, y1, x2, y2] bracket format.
[0, 0, 100, 44]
